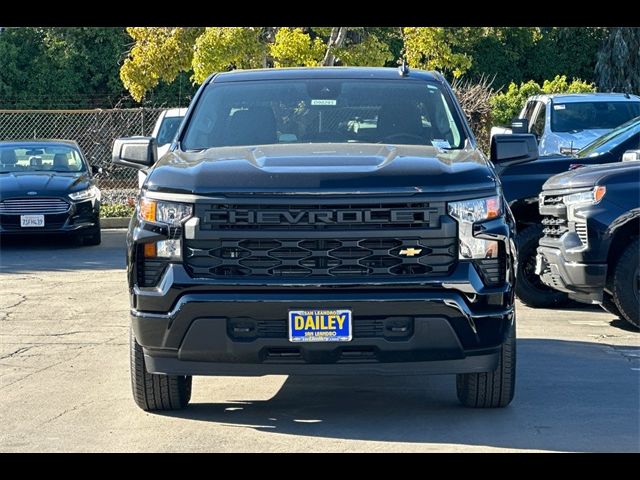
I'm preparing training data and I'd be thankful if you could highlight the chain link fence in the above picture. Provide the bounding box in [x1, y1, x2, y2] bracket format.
[0, 108, 164, 203]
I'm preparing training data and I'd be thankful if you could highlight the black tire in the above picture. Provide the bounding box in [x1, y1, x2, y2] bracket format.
[456, 320, 516, 408]
[601, 293, 623, 319]
[516, 224, 569, 308]
[82, 225, 101, 246]
[611, 239, 640, 328]
[130, 328, 192, 411]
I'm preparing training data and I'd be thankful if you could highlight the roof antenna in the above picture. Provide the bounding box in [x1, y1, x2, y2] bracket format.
[398, 58, 409, 77]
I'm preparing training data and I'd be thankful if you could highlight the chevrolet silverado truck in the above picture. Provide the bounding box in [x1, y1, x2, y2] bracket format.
[500, 116, 640, 308]
[112, 67, 538, 411]
[536, 161, 640, 328]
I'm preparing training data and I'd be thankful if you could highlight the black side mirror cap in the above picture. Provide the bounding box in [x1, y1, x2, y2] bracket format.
[511, 118, 529, 134]
[490, 134, 538, 166]
[112, 137, 157, 170]
[91, 165, 103, 175]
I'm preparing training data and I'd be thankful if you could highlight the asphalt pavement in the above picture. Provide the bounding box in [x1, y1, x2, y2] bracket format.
[1, 230, 638, 452]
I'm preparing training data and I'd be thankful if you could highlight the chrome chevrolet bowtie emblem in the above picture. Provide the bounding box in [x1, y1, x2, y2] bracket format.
[27, 191, 38, 196]
[399, 248, 422, 257]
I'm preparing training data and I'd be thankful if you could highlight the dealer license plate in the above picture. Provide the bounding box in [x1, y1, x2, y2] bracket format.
[288, 309, 352, 343]
[20, 215, 45, 227]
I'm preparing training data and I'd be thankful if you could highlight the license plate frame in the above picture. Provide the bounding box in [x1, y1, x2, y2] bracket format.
[288, 309, 352, 343]
[20, 214, 45, 228]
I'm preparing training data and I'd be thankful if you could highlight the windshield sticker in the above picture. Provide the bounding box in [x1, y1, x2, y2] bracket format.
[553, 104, 566, 110]
[431, 139, 451, 150]
[311, 99, 337, 106]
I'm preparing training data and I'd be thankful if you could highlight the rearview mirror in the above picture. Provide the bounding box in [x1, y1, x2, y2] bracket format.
[622, 150, 640, 162]
[112, 137, 157, 170]
[490, 134, 538, 166]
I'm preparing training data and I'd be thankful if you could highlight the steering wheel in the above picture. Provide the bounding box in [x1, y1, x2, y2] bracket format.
[378, 133, 425, 144]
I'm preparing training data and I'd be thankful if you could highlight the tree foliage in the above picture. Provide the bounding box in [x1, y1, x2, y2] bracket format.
[490, 75, 596, 126]
[121, 27, 393, 101]
[403, 27, 473, 78]
[596, 27, 640, 95]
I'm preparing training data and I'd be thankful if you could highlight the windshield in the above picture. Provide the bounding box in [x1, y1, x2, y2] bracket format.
[576, 117, 640, 158]
[181, 79, 467, 150]
[0, 144, 86, 173]
[156, 116, 184, 146]
[551, 100, 640, 132]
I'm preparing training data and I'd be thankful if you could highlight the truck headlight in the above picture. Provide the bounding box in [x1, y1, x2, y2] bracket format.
[448, 196, 501, 260]
[564, 186, 605, 222]
[69, 185, 101, 201]
[139, 198, 193, 226]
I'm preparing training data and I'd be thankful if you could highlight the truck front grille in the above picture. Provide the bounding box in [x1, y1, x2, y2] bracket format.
[185, 237, 457, 278]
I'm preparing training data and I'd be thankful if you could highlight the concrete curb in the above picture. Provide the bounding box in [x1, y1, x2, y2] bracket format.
[100, 217, 131, 229]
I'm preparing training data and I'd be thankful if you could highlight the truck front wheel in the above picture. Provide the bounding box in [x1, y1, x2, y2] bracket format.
[456, 319, 516, 408]
[611, 239, 640, 329]
[130, 328, 192, 411]
[516, 224, 569, 308]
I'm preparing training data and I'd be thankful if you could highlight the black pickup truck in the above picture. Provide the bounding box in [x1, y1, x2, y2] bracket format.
[536, 161, 640, 328]
[499, 117, 640, 307]
[113, 67, 539, 411]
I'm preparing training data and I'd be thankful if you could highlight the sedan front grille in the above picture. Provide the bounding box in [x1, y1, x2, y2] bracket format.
[0, 197, 70, 214]
[185, 237, 457, 278]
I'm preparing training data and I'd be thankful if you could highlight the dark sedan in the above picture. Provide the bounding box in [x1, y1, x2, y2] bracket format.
[0, 140, 101, 245]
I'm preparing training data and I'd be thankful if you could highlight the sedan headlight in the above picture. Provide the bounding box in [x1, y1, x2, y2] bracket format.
[138, 198, 193, 226]
[448, 196, 501, 260]
[69, 185, 101, 201]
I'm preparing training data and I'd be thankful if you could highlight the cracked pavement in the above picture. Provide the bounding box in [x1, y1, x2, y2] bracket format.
[0, 230, 638, 452]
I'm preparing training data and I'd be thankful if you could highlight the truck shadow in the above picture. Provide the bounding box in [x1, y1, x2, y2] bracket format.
[0, 229, 126, 272]
[163, 339, 639, 452]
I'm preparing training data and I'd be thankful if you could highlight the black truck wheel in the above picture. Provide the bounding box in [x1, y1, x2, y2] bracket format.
[456, 320, 516, 408]
[601, 293, 623, 319]
[130, 328, 192, 411]
[611, 239, 640, 328]
[516, 224, 569, 308]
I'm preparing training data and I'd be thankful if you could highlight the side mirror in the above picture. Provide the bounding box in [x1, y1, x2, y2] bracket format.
[112, 137, 157, 170]
[511, 118, 529, 134]
[622, 150, 640, 162]
[490, 134, 538, 166]
[91, 165, 103, 175]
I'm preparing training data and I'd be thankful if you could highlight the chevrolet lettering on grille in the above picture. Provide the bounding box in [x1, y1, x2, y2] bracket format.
[205, 208, 435, 225]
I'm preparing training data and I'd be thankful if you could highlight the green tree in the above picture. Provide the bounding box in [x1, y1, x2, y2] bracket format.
[120, 27, 393, 101]
[596, 27, 640, 94]
[0, 27, 131, 109]
[402, 27, 473, 78]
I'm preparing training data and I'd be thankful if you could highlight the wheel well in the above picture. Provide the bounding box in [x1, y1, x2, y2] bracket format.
[509, 200, 542, 234]
[606, 217, 640, 287]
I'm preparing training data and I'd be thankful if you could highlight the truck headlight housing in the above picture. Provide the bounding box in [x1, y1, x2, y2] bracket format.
[564, 186, 605, 221]
[139, 198, 193, 226]
[448, 196, 501, 259]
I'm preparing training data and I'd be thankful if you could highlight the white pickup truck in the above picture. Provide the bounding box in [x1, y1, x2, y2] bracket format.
[491, 93, 640, 156]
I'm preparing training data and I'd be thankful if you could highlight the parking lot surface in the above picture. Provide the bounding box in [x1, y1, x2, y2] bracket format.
[1, 230, 638, 452]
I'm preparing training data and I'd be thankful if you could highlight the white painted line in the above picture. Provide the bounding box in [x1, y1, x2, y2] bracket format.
[568, 320, 608, 326]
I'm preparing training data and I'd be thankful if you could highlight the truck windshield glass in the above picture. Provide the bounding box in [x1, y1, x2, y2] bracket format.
[181, 79, 467, 150]
[551, 101, 640, 132]
[576, 117, 640, 158]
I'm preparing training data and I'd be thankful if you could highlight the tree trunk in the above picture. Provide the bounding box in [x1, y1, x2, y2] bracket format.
[322, 27, 348, 66]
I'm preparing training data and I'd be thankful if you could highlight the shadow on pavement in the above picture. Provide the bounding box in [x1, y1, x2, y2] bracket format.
[0, 229, 126, 272]
[162, 339, 640, 452]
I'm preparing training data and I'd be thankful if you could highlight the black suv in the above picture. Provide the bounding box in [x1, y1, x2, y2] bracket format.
[536, 161, 640, 328]
[113, 67, 537, 410]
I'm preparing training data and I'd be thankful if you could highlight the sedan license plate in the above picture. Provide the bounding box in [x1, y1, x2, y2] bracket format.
[20, 215, 45, 227]
[288, 309, 352, 343]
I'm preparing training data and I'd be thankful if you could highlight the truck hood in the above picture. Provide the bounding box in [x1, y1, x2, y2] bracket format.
[543, 161, 640, 191]
[554, 129, 609, 149]
[0, 171, 92, 199]
[145, 143, 496, 196]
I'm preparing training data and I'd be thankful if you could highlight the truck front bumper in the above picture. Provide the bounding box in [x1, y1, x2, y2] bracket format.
[536, 246, 607, 303]
[132, 290, 513, 376]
